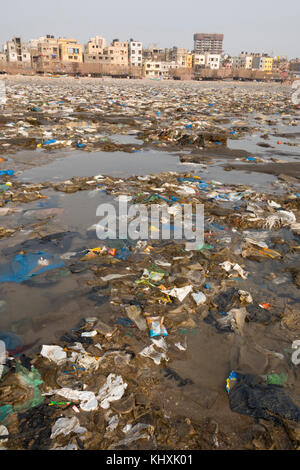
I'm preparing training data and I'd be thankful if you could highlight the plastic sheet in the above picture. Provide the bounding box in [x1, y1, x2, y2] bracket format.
[0, 252, 65, 283]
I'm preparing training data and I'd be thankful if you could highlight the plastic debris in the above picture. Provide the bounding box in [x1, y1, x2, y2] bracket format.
[125, 305, 147, 331]
[162, 285, 193, 302]
[192, 292, 207, 305]
[40, 345, 67, 365]
[147, 316, 168, 337]
[50, 417, 87, 439]
[97, 374, 127, 409]
[0, 252, 65, 283]
[46, 388, 98, 412]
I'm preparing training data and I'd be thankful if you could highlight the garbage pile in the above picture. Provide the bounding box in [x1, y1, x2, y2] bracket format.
[0, 77, 299, 450]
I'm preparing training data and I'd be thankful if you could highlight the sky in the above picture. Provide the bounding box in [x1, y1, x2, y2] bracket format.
[0, 0, 299, 59]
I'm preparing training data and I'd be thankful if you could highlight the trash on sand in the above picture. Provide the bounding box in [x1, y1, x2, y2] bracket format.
[45, 388, 98, 412]
[147, 316, 168, 337]
[139, 340, 169, 365]
[125, 305, 147, 331]
[109, 423, 154, 449]
[50, 417, 87, 439]
[40, 345, 67, 365]
[219, 261, 248, 279]
[162, 285, 193, 302]
[217, 307, 248, 333]
[97, 374, 127, 409]
[192, 292, 207, 305]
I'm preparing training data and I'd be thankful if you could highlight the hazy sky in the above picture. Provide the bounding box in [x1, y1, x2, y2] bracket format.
[0, 0, 299, 58]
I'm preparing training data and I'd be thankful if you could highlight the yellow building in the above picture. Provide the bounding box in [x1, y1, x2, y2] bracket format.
[252, 55, 273, 72]
[263, 57, 273, 72]
[58, 38, 83, 63]
[187, 54, 193, 68]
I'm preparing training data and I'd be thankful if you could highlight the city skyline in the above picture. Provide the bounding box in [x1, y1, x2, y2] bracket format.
[0, 0, 299, 59]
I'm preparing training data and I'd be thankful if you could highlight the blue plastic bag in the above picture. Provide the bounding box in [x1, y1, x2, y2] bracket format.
[0, 251, 65, 283]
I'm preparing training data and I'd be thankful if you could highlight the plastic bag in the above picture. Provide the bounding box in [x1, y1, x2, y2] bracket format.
[147, 316, 168, 337]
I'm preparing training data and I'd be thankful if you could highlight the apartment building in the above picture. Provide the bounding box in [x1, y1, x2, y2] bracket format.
[193, 54, 206, 67]
[192, 53, 220, 69]
[100, 39, 128, 66]
[143, 46, 167, 62]
[32, 35, 60, 67]
[289, 60, 300, 75]
[3, 37, 31, 63]
[84, 36, 106, 63]
[252, 55, 273, 72]
[232, 52, 254, 70]
[86, 36, 106, 52]
[206, 54, 220, 69]
[193, 33, 224, 54]
[0, 52, 6, 64]
[128, 39, 142, 67]
[272, 56, 289, 74]
[170, 47, 188, 67]
[143, 61, 170, 78]
[58, 38, 83, 63]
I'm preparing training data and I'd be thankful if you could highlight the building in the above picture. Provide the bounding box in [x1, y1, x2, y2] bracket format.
[289, 60, 300, 76]
[85, 36, 106, 53]
[272, 56, 289, 74]
[58, 38, 83, 63]
[252, 54, 273, 72]
[0, 52, 6, 64]
[128, 39, 142, 67]
[31, 35, 60, 68]
[221, 55, 233, 69]
[3, 37, 31, 63]
[143, 61, 170, 78]
[187, 54, 193, 68]
[232, 52, 254, 70]
[99, 39, 128, 66]
[193, 54, 206, 68]
[192, 53, 220, 69]
[84, 36, 106, 63]
[169, 47, 188, 67]
[205, 53, 220, 69]
[143, 46, 166, 62]
[193, 33, 223, 55]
